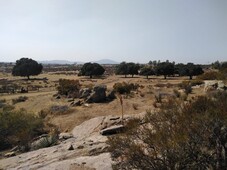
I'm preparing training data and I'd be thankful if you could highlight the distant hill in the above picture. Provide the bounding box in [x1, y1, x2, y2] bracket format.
[93, 59, 119, 64]
[39, 59, 119, 65]
[39, 60, 84, 65]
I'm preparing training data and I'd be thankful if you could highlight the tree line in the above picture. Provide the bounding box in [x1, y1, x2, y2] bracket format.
[11, 58, 227, 80]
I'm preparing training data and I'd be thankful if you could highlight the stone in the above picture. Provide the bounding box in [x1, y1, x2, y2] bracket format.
[4, 152, 16, 157]
[79, 88, 91, 99]
[100, 125, 124, 135]
[71, 99, 83, 106]
[86, 85, 107, 103]
[67, 99, 74, 102]
[56, 95, 61, 99]
[106, 90, 116, 100]
[59, 133, 73, 141]
[10, 146, 19, 152]
[204, 80, 226, 92]
[67, 144, 74, 150]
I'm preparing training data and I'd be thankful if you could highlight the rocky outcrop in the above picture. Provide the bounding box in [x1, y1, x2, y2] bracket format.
[204, 80, 227, 92]
[86, 85, 107, 103]
[0, 113, 146, 170]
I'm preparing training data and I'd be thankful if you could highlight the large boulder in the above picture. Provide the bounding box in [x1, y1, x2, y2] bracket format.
[86, 85, 107, 103]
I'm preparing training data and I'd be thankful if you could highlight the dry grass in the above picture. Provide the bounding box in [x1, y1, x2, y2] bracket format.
[0, 73, 206, 131]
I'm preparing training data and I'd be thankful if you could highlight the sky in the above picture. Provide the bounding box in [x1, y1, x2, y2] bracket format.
[0, 0, 226, 64]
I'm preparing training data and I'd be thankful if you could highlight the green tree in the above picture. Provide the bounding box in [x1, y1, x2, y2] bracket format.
[155, 62, 175, 79]
[178, 63, 204, 79]
[12, 58, 43, 79]
[115, 62, 128, 77]
[139, 66, 155, 79]
[79, 62, 105, 78]
[127, 62, 140, 77]
[115, 62, 140, 77]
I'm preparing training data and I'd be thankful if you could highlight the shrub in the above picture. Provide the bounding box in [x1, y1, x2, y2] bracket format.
[0, 109, 45, 150]
[179, 81, 192, 95]
[12, 96, 28, 105]
[113, 82, 139, 94]
[173, 89, 181, 98]
[57, 79, 80, 97]
[197, 71, 225, 80]
[0, 99, 6, 108]
[190, 79, 204, 86]
[49, 105, 72, 115]
[108, 91, 227, 169]
[154, 93, 162, 103]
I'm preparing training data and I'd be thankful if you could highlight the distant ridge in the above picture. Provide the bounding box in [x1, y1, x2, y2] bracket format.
[93, 59, 119, 64]
[39, 60, 84, 65]
[39, 59, 119, 65]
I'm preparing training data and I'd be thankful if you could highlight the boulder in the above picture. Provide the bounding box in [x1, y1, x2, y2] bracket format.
[106, 90, 116, 100]
[100, 125, 124, 135]
[4, 152, 16, 157]
[86, 85, 107, 103]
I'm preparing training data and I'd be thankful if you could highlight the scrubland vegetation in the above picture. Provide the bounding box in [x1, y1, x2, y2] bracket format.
[108, 91, 227, 169]
[0, 59, 227, 169]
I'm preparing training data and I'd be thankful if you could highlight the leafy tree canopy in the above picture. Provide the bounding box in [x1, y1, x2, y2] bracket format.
[12, 58, 43, 79]
[155, 61, 175, 79]
[177, 63, 204, 79]
[139, 66, 155, 79]
[79, 62, 105, 78]
[115, 62, 140, 77]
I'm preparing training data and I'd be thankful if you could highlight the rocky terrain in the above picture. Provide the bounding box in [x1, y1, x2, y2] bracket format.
[0, 113, 145, 170]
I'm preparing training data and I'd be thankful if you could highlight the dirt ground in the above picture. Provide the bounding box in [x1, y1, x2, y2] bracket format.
[0, 73, 205, 132]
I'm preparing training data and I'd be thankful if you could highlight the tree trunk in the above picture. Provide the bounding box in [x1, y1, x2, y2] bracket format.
[147, 75, 148, 79]
[27, 75, 30, 80]
[125, 75, 127, 78]
[164, 75, 167, 79]
[90, 75, 92, 79]
[189, 75, 192, 80]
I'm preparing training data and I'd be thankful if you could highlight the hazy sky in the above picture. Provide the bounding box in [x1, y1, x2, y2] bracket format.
[0, 0, 226, 64]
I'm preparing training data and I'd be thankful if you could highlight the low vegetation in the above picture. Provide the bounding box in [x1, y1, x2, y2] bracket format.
[0, 108, 45, 151]
[113, 82, 139, 94]
[12, 96, 28, 105]
[57, 79, 80, 97]
[108, 91, 227, 169]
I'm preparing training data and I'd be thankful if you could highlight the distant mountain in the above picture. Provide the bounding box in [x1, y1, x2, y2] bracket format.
[39, 59, 119, 65]
[39, 60, 84, 65]
[93, 59, 119, 64]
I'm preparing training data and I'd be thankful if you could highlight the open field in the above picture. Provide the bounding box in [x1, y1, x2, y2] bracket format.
[0, 72, 205, 132]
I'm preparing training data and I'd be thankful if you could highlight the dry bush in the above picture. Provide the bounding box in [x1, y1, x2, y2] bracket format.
[113, 82, 139, 94]
[57, 79, 80, 96]
[197, 71, 225, 80]
[178, 81, 192, 95]
[108, 91, 227, 169]
[0, 109, 45, 151]
[12, 96, 28, 105]
[49, 105, 72, 115]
